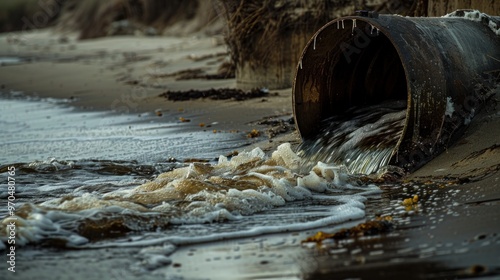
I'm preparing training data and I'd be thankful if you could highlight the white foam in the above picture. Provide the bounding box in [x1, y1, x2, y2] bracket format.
[0, 143, 378, 249]
[81, 201, 365, 249]
[271, 143, 301, 171]
[297, 171, 328, 192]
[1, 206, 89, 247]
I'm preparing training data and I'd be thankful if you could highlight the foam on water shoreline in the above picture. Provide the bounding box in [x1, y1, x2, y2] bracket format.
[0, 143, 380, 251]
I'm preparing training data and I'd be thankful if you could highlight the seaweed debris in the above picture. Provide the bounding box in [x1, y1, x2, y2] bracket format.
[302, 216, 393, 244]
[159, 88, 270, 101]
[251, 115, 296, 139]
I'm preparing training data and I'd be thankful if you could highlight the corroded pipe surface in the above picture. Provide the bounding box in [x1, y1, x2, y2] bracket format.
[293, 10, 500, 172]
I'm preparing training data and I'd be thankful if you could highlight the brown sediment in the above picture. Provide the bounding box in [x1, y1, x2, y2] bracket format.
[78, 217, 132, 241]
[78, 214, 172, 242]
[247, 129, 260, 138]
[207, 177, 260, 191]
[129, 179, 221, 205]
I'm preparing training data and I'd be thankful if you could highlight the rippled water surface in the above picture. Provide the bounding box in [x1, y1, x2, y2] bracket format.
[0, 93, 245, 164]
[0, 92, 382, 253]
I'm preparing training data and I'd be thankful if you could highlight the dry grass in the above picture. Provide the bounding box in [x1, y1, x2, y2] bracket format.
[219, 0, 333, 68]
[218, 0, 424, 69]
[56, 0, 220, 39]
[57, 0, 122, 39]
[0, 0, 217, 39]
[1, 1, 425, 38]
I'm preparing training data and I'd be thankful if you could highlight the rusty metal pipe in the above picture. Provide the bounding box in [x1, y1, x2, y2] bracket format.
[293, 11, 500, 172]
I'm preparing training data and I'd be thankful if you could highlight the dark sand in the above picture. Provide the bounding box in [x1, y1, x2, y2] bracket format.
[1, 29, 499, 279]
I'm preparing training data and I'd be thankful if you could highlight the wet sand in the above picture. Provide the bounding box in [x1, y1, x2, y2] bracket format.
[0, 30, 295, 136]
[1, 29, 500, 279]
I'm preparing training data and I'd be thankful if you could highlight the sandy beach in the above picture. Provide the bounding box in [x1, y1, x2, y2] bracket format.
[1, 25, 500, 280]
[0, 29, 295, 134]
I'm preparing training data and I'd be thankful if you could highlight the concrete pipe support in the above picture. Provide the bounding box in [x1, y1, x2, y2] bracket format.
[293, 10, 500, 172]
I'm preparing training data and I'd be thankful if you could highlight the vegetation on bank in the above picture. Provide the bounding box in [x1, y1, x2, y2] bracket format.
[0, 0, 220, 38]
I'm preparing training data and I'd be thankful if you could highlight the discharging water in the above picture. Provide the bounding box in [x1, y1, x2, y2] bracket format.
[297, 100, 407, 174]
[0, 92, 382, 262]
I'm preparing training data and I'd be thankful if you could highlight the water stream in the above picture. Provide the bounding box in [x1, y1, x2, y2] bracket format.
[297, 100, 407, 174]
[0, 92, 405, 266]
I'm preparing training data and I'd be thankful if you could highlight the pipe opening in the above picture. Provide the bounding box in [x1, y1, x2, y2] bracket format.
[294, 18, 409, 174]
[328, 23, 407, 111]
[294, 15, 500, 173]
[295, 19, 408, 140]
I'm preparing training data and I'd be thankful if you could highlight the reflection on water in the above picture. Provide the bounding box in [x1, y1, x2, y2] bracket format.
[0, 92, 381, 257]
[0, 92, 246, 164]
[0, 57, 24, 66]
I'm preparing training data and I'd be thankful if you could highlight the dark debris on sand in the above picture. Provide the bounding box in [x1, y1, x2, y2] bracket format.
[302, 217, 394, 244]
[154, 68, 235, 80]
[159, 88, 272, 101]
[248, 115, 296, 139]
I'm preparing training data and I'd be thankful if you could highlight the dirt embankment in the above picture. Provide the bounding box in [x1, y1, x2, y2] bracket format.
[0, 0, 223, 38]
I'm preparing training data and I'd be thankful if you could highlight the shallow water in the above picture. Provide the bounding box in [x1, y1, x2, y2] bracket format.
[0, 57, 24, 66]
[0, 92, 381, 255]
[0, 91, 245, 164]
[3, 91, 495, 280]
